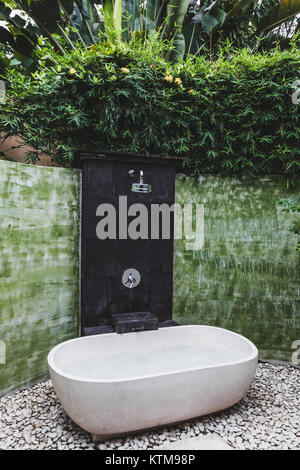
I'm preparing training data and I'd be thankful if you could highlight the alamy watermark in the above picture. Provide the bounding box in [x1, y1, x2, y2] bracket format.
[95, 196, 204, 251]
[291, 340, 300, 366]
[0, 80, 5, 104]
[0, 340, 6, 365]
[291, 80, 300, 105]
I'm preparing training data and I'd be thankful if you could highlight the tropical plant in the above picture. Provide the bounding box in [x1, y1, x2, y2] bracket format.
[0, 0, 192, 68]
[0, 1, 102, 71]
[184, 0, 300, 57]
[1, 42, 299, 178]
[0, 0, 300, 70]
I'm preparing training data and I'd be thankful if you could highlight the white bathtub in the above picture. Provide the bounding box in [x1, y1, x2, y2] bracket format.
[47, 325, 258, 441]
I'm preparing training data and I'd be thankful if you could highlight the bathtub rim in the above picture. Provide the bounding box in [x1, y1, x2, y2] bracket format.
[47, 325, 258, 384]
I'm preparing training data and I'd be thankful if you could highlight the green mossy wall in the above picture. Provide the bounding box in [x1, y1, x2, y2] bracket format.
[173, 175, 300, 362]
[0, 163, 299, 397]
[0, 161, 81, 397]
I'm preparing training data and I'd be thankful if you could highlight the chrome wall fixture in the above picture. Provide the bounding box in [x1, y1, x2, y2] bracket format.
[130, 170, 152, 194]
[122, 268, 141, 289]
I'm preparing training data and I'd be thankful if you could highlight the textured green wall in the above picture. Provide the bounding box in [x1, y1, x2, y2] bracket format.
[0, 161, 80, 397]
[173, 175, 300, 362]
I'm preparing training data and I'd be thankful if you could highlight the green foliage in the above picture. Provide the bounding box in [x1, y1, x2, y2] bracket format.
[0, 0, 191, 67]
[0, 0, 102, 71]
[103, 0, 122, 43]
[1, 43, 299, 178]
[256, 0, 300, 35]
[0, 154, 15, 162]
[1, 1, 300, 70]
[184, 0, 300, 57]
[279, 198, 300, 251]
[162, 0, 190, 62]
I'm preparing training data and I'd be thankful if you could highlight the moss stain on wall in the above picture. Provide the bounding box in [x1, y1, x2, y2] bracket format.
[173, 175, 300, 362]
[0, 161, 80, 397]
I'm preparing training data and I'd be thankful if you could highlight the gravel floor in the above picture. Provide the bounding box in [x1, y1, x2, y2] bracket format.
[0, 362, 299, 450]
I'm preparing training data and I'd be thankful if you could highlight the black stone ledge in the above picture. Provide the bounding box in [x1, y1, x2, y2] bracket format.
[112, 312, 158, 334]
[82, 319, 179, 336]
[83, 325, 115, 336]
[76, 150, 186, 170]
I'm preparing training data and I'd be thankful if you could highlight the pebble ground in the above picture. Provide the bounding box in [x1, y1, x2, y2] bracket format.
[0, 362, 299, 450]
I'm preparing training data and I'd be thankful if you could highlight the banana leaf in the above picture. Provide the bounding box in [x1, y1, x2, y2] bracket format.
[29, 0, 61, 34]
[59, 0, 75, 15]
[163, 0, 190, 39]
[163, 0, 190, 61]
[146, 0, 162, 23]
[257, 0, 300, 34]
[0, 26, 14, 48]
[122, 0, 142, 41]
[145, 0, 166, 31]
[223, 0, 256, 24]
[0, 3, 13, 21]
[73, 0, 99, 43]
[103, 0, 123, 43]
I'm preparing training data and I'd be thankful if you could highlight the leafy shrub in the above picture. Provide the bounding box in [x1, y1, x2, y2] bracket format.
[1, 42, 299, 177]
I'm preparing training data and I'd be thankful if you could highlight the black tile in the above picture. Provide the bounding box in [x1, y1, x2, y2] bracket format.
[114, 239, 151, 274]
[150, 272, 173, 303]
[110, 273, 150, 316]
[151, 301, 173, 322]
[150, 165, 175, 200]
[150, 240, 174, 273]
[159, 320, 179, 328]
[83, 325, 114, 336]
[83, 160, 113, 199]
[82, 238, 115, 278]
[81, 158, 176, 333]
[81, 277, 112, 327]
[83, 239, 151, 278]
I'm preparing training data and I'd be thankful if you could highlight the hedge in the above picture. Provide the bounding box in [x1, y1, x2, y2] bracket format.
[1, 43, 299, 177]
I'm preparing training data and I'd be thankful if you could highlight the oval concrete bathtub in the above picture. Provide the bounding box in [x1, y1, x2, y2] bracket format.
[48, 325, 258, 440]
